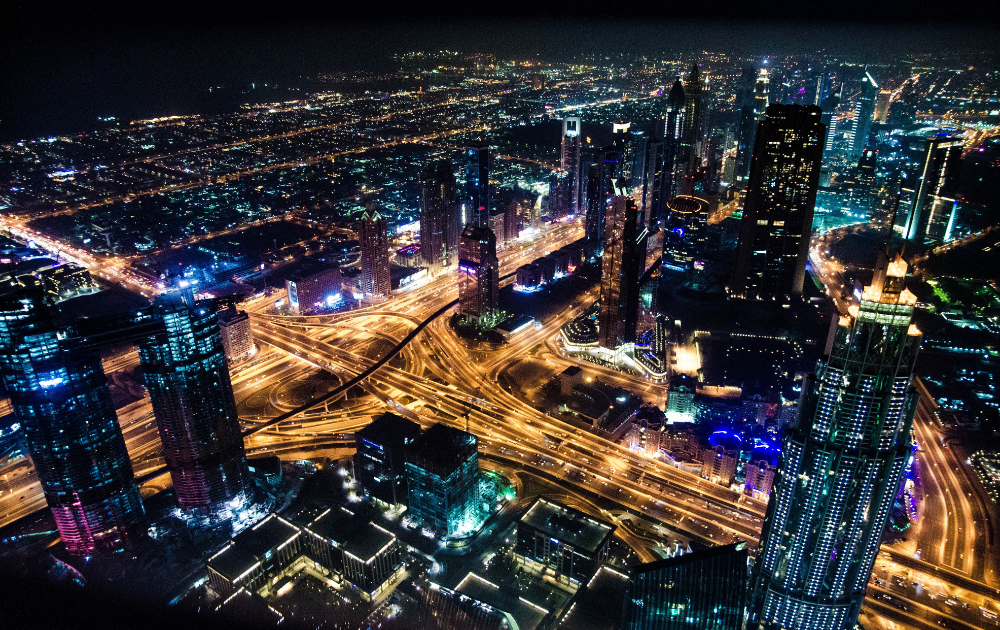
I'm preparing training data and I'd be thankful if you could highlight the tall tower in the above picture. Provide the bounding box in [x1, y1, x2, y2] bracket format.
[465, 140, 490, 229]
[561, 117, 583, 216]
[849, 71, 878, 158]
[900, 133, 964, 243]
[681, 64, 704, 170]
[731, 104, 825, 300]
[735, 66, 759, 187]
[597, 193, 641, 350]
[359, 209, 391, 298]
[586, 148, 621, 247]
[458, 225, 500, 329]
[661, 78, 686, 214]
[139, 295, 253, 516]
[419, 159, 458, 274]
[747, 255, 922, 630]
[0, 285, 145, 555]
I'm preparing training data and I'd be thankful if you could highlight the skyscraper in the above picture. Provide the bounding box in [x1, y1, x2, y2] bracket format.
[849, 71, 878, 158]
[623, 542, 749, 630]
[218, 304, 254, 364]
[598, 193, 641, 350]
[561, 116, 583, 215]
[661, 78, 685, 217]
[359, 209, 391, 298]
[465, 140, 490, 229]
[585, 149, 621, 247]
[731, 104, 825, 300]
[139, 294, 253, 516]
[900, 132, 964, 243]
[735, 66, 759, 187]
[747, 255, 922, 630]
[419, 160, 458, 274]
[404, 423, 483, 538]
[458, 225, 500, 329]
[0, 285, 145, 554]
[353, 412, 421, 507]
[681, 64, 705, 171]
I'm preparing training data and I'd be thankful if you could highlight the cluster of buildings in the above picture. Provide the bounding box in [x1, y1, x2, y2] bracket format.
[0, 280, 254, 555]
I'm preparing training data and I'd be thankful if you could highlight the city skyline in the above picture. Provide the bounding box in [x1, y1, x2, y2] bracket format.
[1, 18, 999, 630]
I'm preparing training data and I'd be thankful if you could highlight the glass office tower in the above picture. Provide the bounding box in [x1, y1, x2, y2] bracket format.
[404, 423, 482, 538]
[0, 286, 145, 554]
[139, 295, 252, 517]
[623, 542, 749, 630]
[746, 255, 921, 630]
[598, 194, 641, 350]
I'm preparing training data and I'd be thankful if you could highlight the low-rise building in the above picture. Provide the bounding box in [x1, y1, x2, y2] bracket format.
[516, 498, 615, 585]
[207, 514, 303, 597]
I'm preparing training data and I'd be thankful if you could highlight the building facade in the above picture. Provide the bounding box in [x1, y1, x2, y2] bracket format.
[419, 159, 458, 274]
[731, 104, 825, 300]
[139, 295, 253, 516]
[465, 141, 490, 229]
[598, 195, 641, 350]
[0, 285, 145, 555]
[353, 412, 421, 507]
[516, 498, 615, 584]
[746, 255, 922, 630]
[359, 210, 391, 298]
[458, 225, 500, 329]
[218, 305, 254, 363]
[404, 423, 482, 538]
[623, 542, 749, 630]
[286, 263, 341, 314]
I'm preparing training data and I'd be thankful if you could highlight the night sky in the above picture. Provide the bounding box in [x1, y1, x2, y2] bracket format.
[2, 1, 998, 142]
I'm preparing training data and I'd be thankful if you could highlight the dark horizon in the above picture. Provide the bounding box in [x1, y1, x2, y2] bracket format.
[3, 15, 999, 143]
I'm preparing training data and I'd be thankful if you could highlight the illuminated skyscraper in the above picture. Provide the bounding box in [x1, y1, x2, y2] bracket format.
[458, 225, 500, 329]
[849, 71, 878, 158]
[735, 66, 759, 186]
[561, 116, 583, 215]
[598, 193, 641, 350]
[899, 132, 964, 243]
[660, 78, 685, 216]
[465, 140, 490, 228]
[585, 148, 621, 247]
[747, 255, 921, 630]
[420, 159, 458, 274]
[139, 295, 252, 516]
[0, 285, 145, 554]
[404, 423, 483, 538]
[353, 412, 421, 507]
[681, 64, 705, 170]
[731, 104, 825, 300]
[359, 209, 391, 298]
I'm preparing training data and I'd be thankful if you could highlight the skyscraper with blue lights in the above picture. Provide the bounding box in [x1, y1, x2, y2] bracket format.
[746, 255, 921, 630]
[139, 294, 252, 517]
[0, 285, 145, 554]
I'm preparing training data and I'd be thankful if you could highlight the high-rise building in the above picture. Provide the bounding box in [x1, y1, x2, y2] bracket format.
[731, 104, 825, 300]
[458, 225, 500, 329]
[735, 66, 760, 187]
[419, 160, 458, 274]
[353, 412, 422, 507]
[218, 304, 254, 364]
[598, 194, 641, 350]
[561, 116, 583, 215]
[488, 208, 506, 247]
[623, 542, 749, 630]
[359, 209, 391, 298]
[0, 285, 145, 554]
[640, 135, 665, 231]
[821, 85, 842, 156]
[586, 148, 623, 247]
[404, 423, 483, 538]
[899, 132, 964, 243]
[660, 78, 685, 218]
[681, 64, 705, 170]
[465, 140, 490, 229]
[139, 294, 253, 516]
[874, 89, 892, 124]
[747, 255, 922, 630]
[849, 71, 878, 158]
[285, 261, 342, 314]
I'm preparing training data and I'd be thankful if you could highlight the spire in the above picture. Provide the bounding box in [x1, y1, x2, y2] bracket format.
[666, 78, 685, 112]
[688, 63, 700, 82]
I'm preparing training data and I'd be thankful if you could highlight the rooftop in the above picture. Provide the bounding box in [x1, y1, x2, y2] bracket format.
[208, 514, 301, 582]
[453, 573, 548, 630]
[559, 566, 629, 630]
[405, 423, 477, 478]
[357, 412, 421, 450]
[519, 498, 614, 554]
